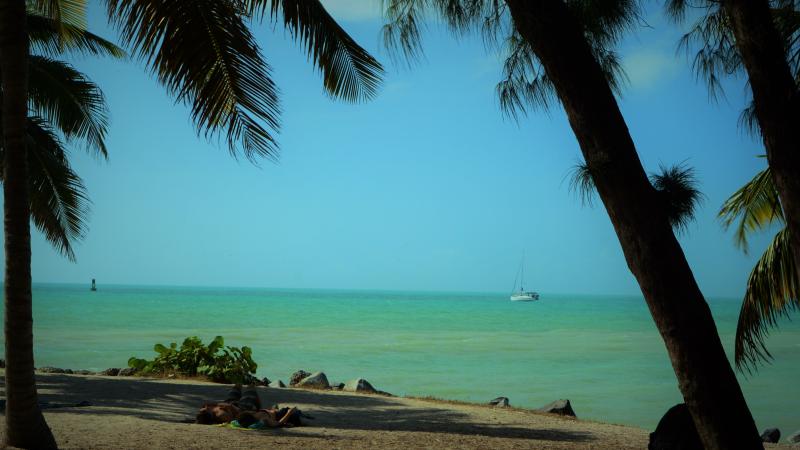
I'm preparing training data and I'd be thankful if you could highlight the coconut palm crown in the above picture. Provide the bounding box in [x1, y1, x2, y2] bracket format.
[0, 8, 124, 260]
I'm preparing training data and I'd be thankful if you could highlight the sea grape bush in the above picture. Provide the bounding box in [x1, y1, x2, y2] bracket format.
[128, 336, 258, 384]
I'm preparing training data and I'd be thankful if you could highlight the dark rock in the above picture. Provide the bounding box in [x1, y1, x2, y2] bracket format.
[38, 367, 70, 374]
[648, 404, 702, 450]
[118, 367, 137, 376]
[74, 369, 94, 375]
[297, 372, 330, 389]
[787, 430, 800, 444]
[268, 380, 286, 388]
[344, 378, 377, 394]
[100, 368, 120, 376]
[289, 370, 311, 386]
[760, 428, 780, 443]
[536, 399, 575, 417]
[376, 390, 394, 397]
[489, 397, 510, 408]
[332, 383, 345, 391]
[261, 377, 271, 386]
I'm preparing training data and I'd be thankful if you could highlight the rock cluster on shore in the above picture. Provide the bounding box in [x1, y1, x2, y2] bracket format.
[283, 369, 390, 396]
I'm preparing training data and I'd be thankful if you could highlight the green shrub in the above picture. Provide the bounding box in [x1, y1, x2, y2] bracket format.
[128, 336, 258, 384]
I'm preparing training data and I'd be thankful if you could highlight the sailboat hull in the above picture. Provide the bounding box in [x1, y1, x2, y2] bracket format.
[510, 292, 540, 302]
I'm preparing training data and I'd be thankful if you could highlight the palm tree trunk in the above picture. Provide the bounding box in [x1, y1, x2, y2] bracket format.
[503, 1, 761, 448]
[0, 0, 58, 448]
[721, 0, 800, 287]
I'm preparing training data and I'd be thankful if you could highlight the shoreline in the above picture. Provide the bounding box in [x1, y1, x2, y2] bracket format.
[0, 371, 793, 449]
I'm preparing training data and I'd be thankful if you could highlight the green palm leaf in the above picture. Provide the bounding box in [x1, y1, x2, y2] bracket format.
[106, 0, 280, 160]
[28, 13, 125, 58]
[29, 0, 88, 28]
[247, 0, 384, 102]
[719, 167, 783, 253]
[28, 55, 110, 158]
[0, 116, 90, 261]
[735, 227, 799, 371]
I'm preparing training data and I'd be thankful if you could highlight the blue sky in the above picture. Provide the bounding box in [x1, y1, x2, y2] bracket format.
[10, 1, 777, 296]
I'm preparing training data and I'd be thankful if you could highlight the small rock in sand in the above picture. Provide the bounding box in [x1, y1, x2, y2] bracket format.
[344, 378, 377, 394]
[489, 397, 510, 408]
[536, 399, 575, 417]
[100, 368, 121, 376]
[787, 430, 800, 444]
[118, 368, 137, 377]
[760, 427, 780, 443]
[297, 372, 330, 389]
[38, 367, 72, 374]
[268, 380, 286, 388]
[289, 370, 311, 386]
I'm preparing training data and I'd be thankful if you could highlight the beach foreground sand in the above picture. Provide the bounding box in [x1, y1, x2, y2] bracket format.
[0, 372, 791, 449]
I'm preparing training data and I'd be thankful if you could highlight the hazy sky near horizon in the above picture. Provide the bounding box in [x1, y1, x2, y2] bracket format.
[7, 1, 778, 296]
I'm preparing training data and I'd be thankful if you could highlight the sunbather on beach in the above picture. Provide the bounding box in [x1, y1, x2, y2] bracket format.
[195, 385, 306, 428]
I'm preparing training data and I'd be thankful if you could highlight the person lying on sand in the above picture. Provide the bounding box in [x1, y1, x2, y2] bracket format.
[236, 406, 299, 428]
[195, 384, 258, 425]
[195, 385, 309, 428]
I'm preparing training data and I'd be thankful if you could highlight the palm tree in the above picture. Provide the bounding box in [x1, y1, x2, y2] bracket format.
[718, 165, 798, 372]
[1, 0, 383, 447]
[1, 7, 122, 447]
[668, 0, 800, 291]
[382, 1, 760, 448]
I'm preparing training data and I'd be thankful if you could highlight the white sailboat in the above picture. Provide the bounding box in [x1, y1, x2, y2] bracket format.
[510, 253, 540, 302]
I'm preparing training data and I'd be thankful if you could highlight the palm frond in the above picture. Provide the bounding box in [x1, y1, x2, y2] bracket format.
[735, 227, 799, 372]
[106, 0, 280, 161]
[650, 164, 704, 233]
[29, 0, 87, 28]
[247, 0, 383, 102]
[28, 13, 125, 58]
[719, 167, 783, 253]
[28, 55, 110, 158]
[0, 116, 90, 261]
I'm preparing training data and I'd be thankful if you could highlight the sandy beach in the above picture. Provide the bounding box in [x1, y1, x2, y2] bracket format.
[0, 371, 794, 449]
[2, 371, 641, 449]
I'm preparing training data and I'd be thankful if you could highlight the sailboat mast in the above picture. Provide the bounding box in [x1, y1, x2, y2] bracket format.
[520, 250, 525, 291]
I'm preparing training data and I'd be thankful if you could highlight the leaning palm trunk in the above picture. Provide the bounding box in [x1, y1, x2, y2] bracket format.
[503, 1, 760, 448]
[721, 0, 800, 286]
[0, 0, 58, 448]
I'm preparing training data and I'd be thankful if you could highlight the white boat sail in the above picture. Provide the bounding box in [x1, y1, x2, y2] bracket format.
[510, 253, 540, 302]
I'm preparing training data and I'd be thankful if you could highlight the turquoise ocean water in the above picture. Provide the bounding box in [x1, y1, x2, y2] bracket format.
[2, 284, 798, 433]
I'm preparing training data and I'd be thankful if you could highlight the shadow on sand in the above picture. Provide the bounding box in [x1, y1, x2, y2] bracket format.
[1, 374, 594, 444]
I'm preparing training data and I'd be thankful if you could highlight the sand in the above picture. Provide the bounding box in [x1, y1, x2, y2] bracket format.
[0, 372, 792, 449]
